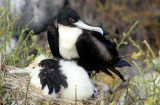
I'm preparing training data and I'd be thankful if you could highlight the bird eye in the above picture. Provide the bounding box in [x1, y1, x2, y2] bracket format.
[69, 18, 75, 22]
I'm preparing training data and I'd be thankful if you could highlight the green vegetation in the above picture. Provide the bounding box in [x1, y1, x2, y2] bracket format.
[0, 7, 46, 104]
[0, 7, 45, 67]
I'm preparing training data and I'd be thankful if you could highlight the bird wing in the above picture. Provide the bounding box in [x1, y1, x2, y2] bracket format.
[47, 24, 62, 58]
[76, 33, 117, 71]
[90, 31, 119, 57]
[38, 59, 68, 94]
[76, 32, 130, 82]
[114, 60, 131, 67]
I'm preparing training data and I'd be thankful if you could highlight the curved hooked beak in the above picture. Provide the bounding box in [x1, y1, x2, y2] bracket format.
[98, 23, 110, 36]
[73, 20, 109, 36]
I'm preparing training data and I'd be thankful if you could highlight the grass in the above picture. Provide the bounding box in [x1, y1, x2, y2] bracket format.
[75, 85, 77, 105]
[24, 77, 31, 105]
[0, 6, 45, 105]
[0, 4, 160, 105]
[0, 8, 44, 67]
[127, 39, 160, 104]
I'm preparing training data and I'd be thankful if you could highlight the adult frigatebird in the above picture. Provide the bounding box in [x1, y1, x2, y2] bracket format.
[47, 7, 130, 82]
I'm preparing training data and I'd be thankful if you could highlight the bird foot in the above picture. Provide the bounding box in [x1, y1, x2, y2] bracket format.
[91, 80, 112, 105]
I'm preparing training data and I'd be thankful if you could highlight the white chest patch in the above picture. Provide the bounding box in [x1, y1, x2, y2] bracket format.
[58, 24, 82, 60]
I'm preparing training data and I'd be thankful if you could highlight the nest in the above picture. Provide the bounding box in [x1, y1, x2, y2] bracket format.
[1, 66, 108, 105]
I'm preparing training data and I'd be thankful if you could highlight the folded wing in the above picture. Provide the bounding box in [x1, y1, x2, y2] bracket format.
[47, 24, 62, 58]
[76, 32, 130, 81]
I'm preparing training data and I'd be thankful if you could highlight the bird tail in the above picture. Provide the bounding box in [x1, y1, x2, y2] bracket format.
[103, 67, 126, 82]
[113, 60, 131, 68]
[104, 68, 115, 78]
[108, 67, 126, 82]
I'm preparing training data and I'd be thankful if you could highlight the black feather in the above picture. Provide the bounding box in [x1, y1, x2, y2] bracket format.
[76, 32, 130, 81]
[103, 68, 114, 78]
[48, 7, 130, 82]
[47, 24, 62, 58]
[76, 33, 119, 71]
[109, 67, 126, 82]
[114, 60, 131, 67]
[76, 33, 109, 71]
[97, 23, 109, 36]
[38, 59, 68, 94]
[90, 31, 119, 58]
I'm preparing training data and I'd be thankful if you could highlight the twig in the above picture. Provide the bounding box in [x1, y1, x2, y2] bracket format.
[116, 20, 138, 49]
[0, 21, 15, 35]
[75, 85, 77, 105]
[0, 52, 1, 70]
[24, 77, 31, 105]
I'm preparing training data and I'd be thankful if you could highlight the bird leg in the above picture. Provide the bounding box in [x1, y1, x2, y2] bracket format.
[91, 80, 112, 105]
[91, 80, 112, 94]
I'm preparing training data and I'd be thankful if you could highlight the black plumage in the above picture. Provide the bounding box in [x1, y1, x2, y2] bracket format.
[76, 32, 130, 81]
[47, 24, 62, 58]
[38, 59, 68, 94]
[47, 7, 130, 82]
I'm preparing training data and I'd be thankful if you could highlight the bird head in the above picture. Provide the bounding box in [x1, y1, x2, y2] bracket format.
[57, 7, 109, 36]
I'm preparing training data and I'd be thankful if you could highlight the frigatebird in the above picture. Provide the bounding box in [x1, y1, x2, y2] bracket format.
[47, 7, 130, 82]
[9, 55, 97, 100]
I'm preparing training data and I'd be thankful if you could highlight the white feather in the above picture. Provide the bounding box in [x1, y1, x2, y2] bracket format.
[58, 24, 82, 60]
[27, 54, 46, 70]
[27, 54, 59, 97]
[10, 54, 97, 100]
[59, 60, 97, 100]
[29, 66, 58, 98]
